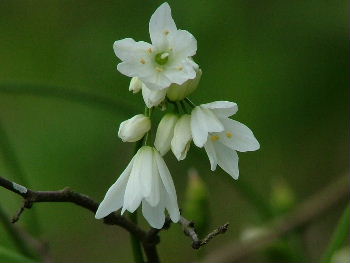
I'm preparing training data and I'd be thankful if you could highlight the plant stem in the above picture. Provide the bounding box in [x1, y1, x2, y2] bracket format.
[184, 97, 196, 108]
[321, 205, 350, 263]
[129, 211, 145, 263]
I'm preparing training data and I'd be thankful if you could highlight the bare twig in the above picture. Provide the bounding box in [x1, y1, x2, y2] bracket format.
[203, 175, 349, 263]
[180, 216, 229, 249]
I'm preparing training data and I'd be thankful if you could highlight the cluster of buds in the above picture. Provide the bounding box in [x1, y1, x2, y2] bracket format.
[96, 3, 260, 229]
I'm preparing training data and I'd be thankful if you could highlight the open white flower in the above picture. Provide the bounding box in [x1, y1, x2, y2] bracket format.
[118, 114, 151, 142]
[95, 146, 180, 229]
[114, 2, 198, 90]
[190, 101, 238, 147]
[190, 101, 260, 179]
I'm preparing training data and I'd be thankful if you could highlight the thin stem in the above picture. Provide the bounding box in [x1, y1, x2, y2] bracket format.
[184, 97, 196, 108]
[0, 121, 42, 234]
[180, 100, 189, 114]
[129, 211, 145, 263]
[321, 205, 350, 263]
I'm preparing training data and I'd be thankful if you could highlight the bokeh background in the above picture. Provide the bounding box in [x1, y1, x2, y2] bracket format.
[0, 0, 348, 262]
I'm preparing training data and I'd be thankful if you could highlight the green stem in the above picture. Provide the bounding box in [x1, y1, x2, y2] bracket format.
[184, 97, 196, 108]
[321, 205, 350, 263]
[129, 211, 145, 263]
[0, 121, 42, 235]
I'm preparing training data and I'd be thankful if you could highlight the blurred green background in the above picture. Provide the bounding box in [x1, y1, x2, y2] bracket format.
[0, 0, 348, 262]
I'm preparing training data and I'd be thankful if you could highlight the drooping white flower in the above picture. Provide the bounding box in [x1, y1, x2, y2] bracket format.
[95, 146, 180, 229]
[190, 101, 259, 179]
[167, 68, 202, 101]
[171, 114, 192, 160]
[118, 114, 151, 142]
[154, 113, 178, 155]
[114, 2, 198, 91]
[190, 101, 238, 147]
[142, 83, 167, 108]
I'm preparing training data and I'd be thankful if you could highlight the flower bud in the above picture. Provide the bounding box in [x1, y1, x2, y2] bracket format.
[171, 114, 192, 160]
[154, 114, 178, 155]
[166, 69, 202, 101]
[118, 114, 151, 142]
[142, 84, 167, 108]
[129, 77, 143, 93]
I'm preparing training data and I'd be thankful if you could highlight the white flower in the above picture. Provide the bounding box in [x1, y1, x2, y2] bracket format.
[171, 114, 192, 160]
[166, 68, 202, 101]
[191, 101, 239, 147]
[114, 2, 198, 91]
[118, 114, 151, 142]
[190, 101, 260, 179]
[95, 146, 180, 229]
[154, 113, 178, 155]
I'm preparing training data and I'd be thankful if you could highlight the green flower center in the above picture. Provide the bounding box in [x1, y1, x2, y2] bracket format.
[155, 52, 169, 65]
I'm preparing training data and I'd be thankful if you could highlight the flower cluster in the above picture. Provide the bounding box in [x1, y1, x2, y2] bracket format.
[96, 2, 260, 229]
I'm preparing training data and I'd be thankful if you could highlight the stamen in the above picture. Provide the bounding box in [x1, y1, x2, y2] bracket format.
[226, 132, 233, 138]
[140, 58, 146, 64]
[211, 135, 220, 142]
[164, 30, 169, 35]
[147, 48, 153, 54]
[155, 67, 163, 72]
[177, 66, 183, 71]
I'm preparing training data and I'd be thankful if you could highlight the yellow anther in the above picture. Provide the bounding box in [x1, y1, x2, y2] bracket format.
[164, 30, 169, 35]
[211, 135, 220, 142]
[226, 132, 233, 138]
[155, 67, 163, 72]
[147, 48, 153, 54]
[177, 66, 183, 71]
[140, 58, 146, 64]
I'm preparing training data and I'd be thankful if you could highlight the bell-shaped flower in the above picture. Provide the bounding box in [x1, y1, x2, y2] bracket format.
[171, 114, 192, 160]
[114, 2, 198, 90]
[190, 101, 238, 147]
[95, 146, 180, 229]
[154, 113, 178, 155]
[166, 68, 202, 101]
[118, 114, 151, 142]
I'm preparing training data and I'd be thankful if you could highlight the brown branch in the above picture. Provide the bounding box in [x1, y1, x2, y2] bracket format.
[179, 216, 229, 249]
[0, 175, 163, 262]
[203, 174, 349, 263]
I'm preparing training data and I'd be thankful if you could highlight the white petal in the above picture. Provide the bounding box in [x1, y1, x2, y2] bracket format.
[95, 157, 134, 219]
[114, 38, 152, 62]
[142, 72, 172, 90]
[154, 114, 178, 156]
[204, 138, 218, 171]
[122, 150, 144, 213]
[201, 101, 238, 118]
[154, 152, 180, 222]
[145, 154, 161, 206]
[171, 114, 192, 160]
[220, 119, 260, 152]
[164, 58, 198, 85]
[141, 84, 167, 108]
[214, 142, 239, 179]
[142, 200, 165, 229]
[138, 147, 154, 198]
[117, 61, 154, 79]
[191, 106, 224, 147]
[169, 30, 197, 58]
[149, 3, 177, 49]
